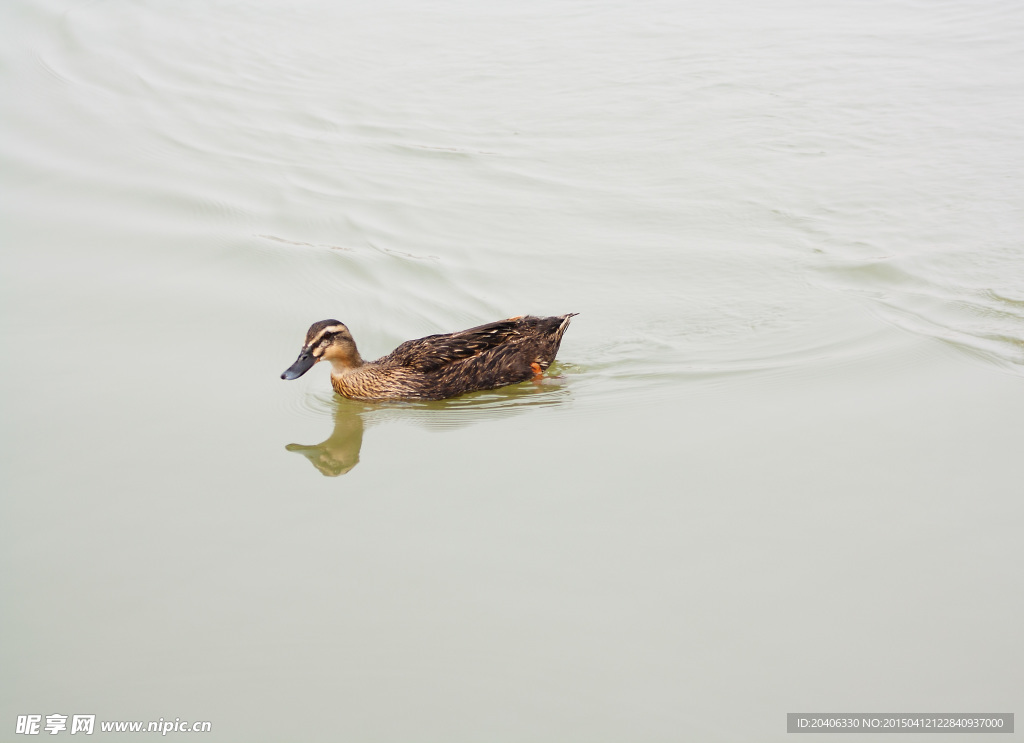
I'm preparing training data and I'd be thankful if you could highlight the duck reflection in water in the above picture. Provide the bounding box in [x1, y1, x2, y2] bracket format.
[286, 401, 368, 476]
[285, 374, 574, 477]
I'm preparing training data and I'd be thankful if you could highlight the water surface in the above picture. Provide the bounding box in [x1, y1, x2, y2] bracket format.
[2, 0, 1022, 740]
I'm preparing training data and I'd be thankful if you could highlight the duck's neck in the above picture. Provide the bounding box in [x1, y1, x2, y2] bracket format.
[326, 344, 364, 376]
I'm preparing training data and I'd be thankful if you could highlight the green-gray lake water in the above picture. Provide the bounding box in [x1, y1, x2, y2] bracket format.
[2, 0, 1022, 740]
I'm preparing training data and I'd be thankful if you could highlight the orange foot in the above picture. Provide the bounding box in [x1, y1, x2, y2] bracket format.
[530, 362, 544, 380]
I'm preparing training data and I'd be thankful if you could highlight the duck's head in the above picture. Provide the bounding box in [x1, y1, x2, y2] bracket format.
[281, 320, 362, 380]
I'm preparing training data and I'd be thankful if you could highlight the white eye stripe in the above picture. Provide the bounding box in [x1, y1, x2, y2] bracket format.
[307, 325, 347, 347]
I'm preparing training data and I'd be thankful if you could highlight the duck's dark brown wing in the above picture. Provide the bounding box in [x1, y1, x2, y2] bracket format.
[385, 318, 524, 373]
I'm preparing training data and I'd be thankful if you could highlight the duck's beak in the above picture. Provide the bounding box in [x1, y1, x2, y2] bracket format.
[281, 349, 317, 380]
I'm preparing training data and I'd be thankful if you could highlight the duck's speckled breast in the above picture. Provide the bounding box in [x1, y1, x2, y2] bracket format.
[330, 365, 426, 402]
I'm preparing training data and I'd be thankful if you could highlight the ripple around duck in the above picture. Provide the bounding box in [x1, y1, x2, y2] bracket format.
[284, 389, 342, 421]
[365, 382, 575, 429]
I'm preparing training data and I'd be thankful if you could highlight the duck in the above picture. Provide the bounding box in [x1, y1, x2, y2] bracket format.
[281, 314, 577, 401]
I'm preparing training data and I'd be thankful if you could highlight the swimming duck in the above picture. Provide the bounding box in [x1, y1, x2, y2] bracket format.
[281, 314, 576, 401]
